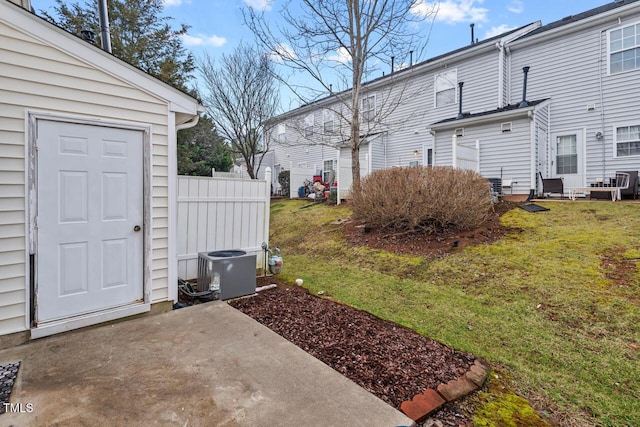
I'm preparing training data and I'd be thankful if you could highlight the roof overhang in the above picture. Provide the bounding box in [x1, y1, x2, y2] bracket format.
[429, 99, 550, 131]
[271, 23, 542, 123]
[1, 0, 202, 117]
[509, 1, 640, 50]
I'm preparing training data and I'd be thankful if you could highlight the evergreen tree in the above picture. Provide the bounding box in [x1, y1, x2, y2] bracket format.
[177, 115, 233, 176]
[41, 0, 194, 91]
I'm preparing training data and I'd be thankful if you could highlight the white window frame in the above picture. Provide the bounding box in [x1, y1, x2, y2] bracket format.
[323, 109, 335, 134]
[608, 21, 640, 75]
[304, 114, 314, 137]
[277, 124, 286, 144]
[613, 123, 640, 157]
[361, 95, 376, 122]
[322, 159, 336, 183]
[434, 69, 457, 108]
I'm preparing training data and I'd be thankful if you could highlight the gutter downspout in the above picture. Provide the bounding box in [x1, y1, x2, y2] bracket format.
[176, 113, 200, 131]
[496, 42, 505, 108]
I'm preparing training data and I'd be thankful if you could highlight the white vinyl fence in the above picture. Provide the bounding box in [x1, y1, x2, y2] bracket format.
[289, 166, 317, 198]
[177, 169, 271, 280]
[452, 135, 480, 172]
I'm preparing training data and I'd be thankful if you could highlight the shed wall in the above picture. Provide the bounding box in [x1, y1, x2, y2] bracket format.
[0, 21, 173, 334]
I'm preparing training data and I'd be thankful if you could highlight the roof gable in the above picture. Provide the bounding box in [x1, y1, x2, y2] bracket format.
[1, 0, 200, 116]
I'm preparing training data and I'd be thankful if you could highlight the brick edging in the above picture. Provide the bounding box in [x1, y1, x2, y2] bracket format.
[399, 358, 490, 422]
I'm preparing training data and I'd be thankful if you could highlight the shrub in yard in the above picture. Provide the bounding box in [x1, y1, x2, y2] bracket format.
[351, 166, 493, 233]
[278, 170, 290, 197]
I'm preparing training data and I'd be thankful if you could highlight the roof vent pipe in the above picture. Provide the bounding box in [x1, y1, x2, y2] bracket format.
[457, 82, 464, 119]
[391, 56, 395, 74]
[470, 23, 475, 45]
[97, 0, 112, 53]
[81, 29, 96, 44]
[519, 66, 530, 108]
[410, 50, 413, 67]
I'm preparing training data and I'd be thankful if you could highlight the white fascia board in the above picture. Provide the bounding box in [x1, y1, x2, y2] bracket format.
[430, 106, 535, 131]
[509, 3, 640, 50]
[2, 2, 201, 115]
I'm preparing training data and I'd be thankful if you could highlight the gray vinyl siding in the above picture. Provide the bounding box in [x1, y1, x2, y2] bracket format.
[509, 8, 640, 180]
[433, 116, 533, 193]
[476, 117, 533, 194]
[0, 18, 174, 333]
[271, 47, 503, 179]
[370, 135, 386, 171]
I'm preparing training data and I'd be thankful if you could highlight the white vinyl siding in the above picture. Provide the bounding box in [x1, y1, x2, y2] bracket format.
[609, 22, 640, 74]
[0, 17, 180, 334]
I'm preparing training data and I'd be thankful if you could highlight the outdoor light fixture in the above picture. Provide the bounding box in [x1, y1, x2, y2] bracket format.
[413, 150, 419, 156]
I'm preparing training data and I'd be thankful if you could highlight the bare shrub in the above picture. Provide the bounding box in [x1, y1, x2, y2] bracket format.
[351, 166, 493, 233]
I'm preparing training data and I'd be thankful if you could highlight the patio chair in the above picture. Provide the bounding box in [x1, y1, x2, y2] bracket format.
[616, 170, 639, 199]
[539, 172, 564, 199]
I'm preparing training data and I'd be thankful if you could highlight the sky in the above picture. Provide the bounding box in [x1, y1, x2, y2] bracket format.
[32, 0, 614, 108]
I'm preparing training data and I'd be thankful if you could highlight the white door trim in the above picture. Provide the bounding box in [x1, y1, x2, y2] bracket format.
[550, 127, 587, 188]
[26, 112, 152, 337]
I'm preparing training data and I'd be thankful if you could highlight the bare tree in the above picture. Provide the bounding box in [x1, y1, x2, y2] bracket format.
[199, 43, 280, 179]
[245, 0, 436, 190]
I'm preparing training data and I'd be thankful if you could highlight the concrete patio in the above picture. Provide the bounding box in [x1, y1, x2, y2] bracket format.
[0, 301, 414, 426]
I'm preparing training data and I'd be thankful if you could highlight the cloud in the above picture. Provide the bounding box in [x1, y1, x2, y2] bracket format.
[507, 0, 523, 14]
[412, 0, 488, 24]
[327, 47, 351, 64]
[243, 0, 273, 11]
[181, 33, 227, 47]
[270, 43, 297, 62]
[483, 24, 516, 39]
[163, 0, 182, 6]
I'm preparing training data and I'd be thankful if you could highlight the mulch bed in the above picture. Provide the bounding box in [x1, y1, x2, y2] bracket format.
[229, 282, 475, 410]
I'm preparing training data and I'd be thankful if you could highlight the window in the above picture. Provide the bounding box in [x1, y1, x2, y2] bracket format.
[323, 110, 334, 134]
[277, 124, 286, 144]
[426, 148, 433, 167]
[323, 159, 336, 183]
[434, 69, 457, 107]
[556, 135, 577, 174]
[609, 23, 640, 74]
[304, 114, 314, 137]
[361, 95, 376, 121]
[615, 124, 640, 157]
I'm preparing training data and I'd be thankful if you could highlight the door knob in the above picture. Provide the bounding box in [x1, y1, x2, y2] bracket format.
[133, 225, 141, 232]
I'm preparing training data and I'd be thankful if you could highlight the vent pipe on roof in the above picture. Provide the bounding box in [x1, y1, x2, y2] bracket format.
[410, 50, 413, 67]
[470, 23, 475, 45]
[391, 56, 395, 74]
[81, 30, 96, 44]
[457, 82, 464, 119]
[519, 66, 530, 108]
[97, 0, 112, 53]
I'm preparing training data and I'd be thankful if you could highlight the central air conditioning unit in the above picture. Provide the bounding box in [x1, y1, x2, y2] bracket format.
[197, 250, 256, 300]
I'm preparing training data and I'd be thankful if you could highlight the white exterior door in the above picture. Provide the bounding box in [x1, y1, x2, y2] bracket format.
[551, 130, 585, 189]
[36, 120, 144, 323]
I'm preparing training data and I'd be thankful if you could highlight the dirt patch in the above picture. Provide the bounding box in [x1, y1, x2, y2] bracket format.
[343, 201, 517, 258]
[230, 281, 475, 412]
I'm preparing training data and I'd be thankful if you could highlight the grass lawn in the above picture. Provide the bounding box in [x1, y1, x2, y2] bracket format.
[268, 199, 640, 426]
